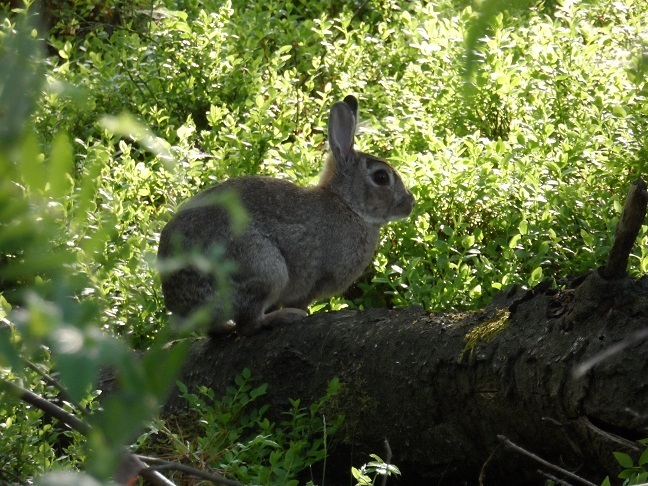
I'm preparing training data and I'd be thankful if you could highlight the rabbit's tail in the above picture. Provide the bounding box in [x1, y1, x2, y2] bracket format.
[161, 266, 234, 335]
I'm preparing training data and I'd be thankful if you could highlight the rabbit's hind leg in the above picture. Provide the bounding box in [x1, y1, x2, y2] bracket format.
[161, 266, 234, 335]
[236, 301, 307, 335]
[160, 266, 214, 317]
[231, 278, 279, 336]
[262, 307, 308, 328]
[231, 272, 308, 334]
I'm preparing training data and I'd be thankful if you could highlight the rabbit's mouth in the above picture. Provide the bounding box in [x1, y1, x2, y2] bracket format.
[359, 195, 415, 225]
[390, 191, 416, 220]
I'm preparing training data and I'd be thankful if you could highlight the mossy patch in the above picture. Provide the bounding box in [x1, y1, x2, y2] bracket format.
[459, 308, 511, 362]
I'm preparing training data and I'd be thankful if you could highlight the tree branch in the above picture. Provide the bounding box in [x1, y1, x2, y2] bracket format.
[0, 378, 91, 434]
[137, 455, 243, 486]
[602, 178, 648, 280]
[0, 378, 173, 486]
[22, 357, 86, 415]
[380, 438, 393, 486]
[497, 435, 596, 486]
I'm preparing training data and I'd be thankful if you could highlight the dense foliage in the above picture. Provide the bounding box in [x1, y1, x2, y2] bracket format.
[12, 0, 648, 343]
[1, 0, 647, 483]
[38, 0, 648, 339]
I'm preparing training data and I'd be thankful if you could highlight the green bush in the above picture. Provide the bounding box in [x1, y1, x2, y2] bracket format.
[1, 0, 648, 482]
[34, 0, 648, 337]
[137, 370, 343, 485]
[603, 442, 648, 486]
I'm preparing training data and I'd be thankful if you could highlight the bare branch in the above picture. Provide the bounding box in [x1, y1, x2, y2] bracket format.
[380, 438, 393, 486]
[573, 327, 648, 379]
[22, 357, 87, 415]
[0, 378, 90, 434]
[0, 379, 174, 486]
[539, 469, 578, 486]
[602, 178, 648, 280]
[137, 455, 243, 486]
[497, 435, 596, 486]
[479, 442, 504, 486]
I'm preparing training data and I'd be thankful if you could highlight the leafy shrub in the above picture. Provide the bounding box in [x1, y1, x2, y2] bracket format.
[602, 441, 648, 486]
[138, 369, 343, 484]
[0, 10, 186, 481]
[0, 360, 86, 481]
[1, 0, 648, 482]
[352, 453, 401, 485]
[30, 0, 648, 343]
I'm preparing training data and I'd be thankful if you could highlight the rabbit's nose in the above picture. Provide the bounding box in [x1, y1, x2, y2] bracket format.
[393, 191, 415, 218]
[404, 188, 415, 207]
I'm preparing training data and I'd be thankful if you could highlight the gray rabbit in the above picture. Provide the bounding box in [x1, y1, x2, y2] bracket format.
[158, 95, 415, 336]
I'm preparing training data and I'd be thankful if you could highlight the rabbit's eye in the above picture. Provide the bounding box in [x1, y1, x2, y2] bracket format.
[371, 169, 391, 186]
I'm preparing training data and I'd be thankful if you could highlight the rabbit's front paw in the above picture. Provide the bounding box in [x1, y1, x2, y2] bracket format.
[207, 319, 237, 338]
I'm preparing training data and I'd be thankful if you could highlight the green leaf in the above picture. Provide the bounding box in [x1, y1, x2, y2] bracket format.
[176, 381, 188, 395]
[0, 14, 45, 147]
[580, 229, 594, 247]
[47, 132, 73, 200]
[34, 471, 102, 486]
[639, 447, 648, 466]
[99, 112, 173, 165]
[611, 105, 627, 117]
[529, 266, 543, 285]
[613, 451, 634, 469]
[463, 0, 534, 83]
[462, 234, 475, 249]
[142, 341, 189, 399]
[19, 131, 45, 193]
[74, 150, 104, 220]
[508, 234, 521, 249]
[327, 377, 341, 396]
[250, 383, 268, 399]
[0, 325, 21, 369]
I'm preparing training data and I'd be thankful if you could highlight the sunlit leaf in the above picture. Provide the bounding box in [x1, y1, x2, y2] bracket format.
[47, 132, 74, 200]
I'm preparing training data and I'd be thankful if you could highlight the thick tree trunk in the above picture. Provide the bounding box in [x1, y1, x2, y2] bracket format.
[162, 180, 648, 485]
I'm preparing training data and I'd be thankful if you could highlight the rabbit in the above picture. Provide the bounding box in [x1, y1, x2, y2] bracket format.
[157, 95, 415, 337]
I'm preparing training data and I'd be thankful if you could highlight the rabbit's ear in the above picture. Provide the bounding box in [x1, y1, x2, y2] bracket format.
[342, 95, 358, 122]
[328, 97, 357, 163]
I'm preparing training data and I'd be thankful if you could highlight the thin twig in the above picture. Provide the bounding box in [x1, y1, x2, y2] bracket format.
[380, 438, 393, 486]
[351, 0, 371, 22]
[498, 435, 596, 486]
[0, 378, 91, 434]
[321, 415, 327, 486]
[117, 452, 176, 486]
[0, 379, 172, 486]
[479, 441, 504, 486]
[602, 178, 648, 279]
[138, 456, 242, 486]
[123, 67, 159, 106]
[573, 327, 648, 379]
[539, 469, 578, 486]
[22, 357, 86, 415]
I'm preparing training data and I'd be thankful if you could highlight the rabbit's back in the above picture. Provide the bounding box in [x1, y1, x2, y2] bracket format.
[159, 176, 380, 314]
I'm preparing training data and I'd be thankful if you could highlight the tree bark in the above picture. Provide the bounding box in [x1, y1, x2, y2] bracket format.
[160, 180, 648, 485]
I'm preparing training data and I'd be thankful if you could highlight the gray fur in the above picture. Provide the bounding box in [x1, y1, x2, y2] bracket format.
[157, 96, 415, 336]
